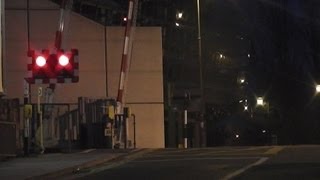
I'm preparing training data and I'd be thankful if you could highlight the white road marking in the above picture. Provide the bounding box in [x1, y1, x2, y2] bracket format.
[79, 149, 96, 154]
[198, 147, 269, 156]
[264, 146, 284, 155]
[221, 157, 269, 180]
[132, 156, 263, 163]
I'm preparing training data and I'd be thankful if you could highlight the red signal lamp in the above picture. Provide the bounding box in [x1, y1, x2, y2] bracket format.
[58, 54, 69, 66]
[35, 55, 46, 67]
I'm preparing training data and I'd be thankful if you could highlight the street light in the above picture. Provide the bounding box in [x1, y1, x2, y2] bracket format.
[218, 53, 226, 60]
[175, 22, 180, 27]
[176, 11, 183, 19]
[257, 97, 264, 106]
[316, 84, 320, 93]
[196, 0, 205, 147]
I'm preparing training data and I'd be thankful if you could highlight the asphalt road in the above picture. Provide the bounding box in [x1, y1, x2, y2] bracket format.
[66, 146, 320, 180]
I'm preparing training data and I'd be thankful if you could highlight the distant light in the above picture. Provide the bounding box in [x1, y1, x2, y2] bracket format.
[177, 12, 183, 19]
[244, 106, 248, 111]
[240, 78, 245, 84]
[239, 100, 243, 103]
[175, 22, 180, 27]
[262, 130, 266, 133]
[257, 97, 264, 106]
[123, 17, 127, 22]
[248, 54, 251, 58]
[219, 53, 226, 59]
[316, 85, 320, 93]
[235, 134, 240, 138]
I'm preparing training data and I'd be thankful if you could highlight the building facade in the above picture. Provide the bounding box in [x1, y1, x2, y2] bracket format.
[4, 0, 164, 148]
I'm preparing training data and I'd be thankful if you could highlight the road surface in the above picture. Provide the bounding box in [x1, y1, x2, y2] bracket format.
[64, 145, 320, 180]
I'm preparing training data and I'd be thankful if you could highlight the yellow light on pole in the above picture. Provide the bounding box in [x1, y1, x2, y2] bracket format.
[257, 97, 264, 106]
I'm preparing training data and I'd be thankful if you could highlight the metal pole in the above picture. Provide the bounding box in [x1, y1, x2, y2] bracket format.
[23, 0, 31, 156]
[104, 9, 108, 97]
[124, 116, 127, 149]
[23, 80, 30, 156]
[126, 116, 130, 148]
[196, 0, 205, 147]
[68, 104, 71, 152]
[111, 115, 115, 149]
[37, 87, 44, 153]
[132, 114, 136, 149]
[184, 110, 188, 148]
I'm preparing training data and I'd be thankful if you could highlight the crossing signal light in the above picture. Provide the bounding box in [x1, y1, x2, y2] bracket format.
[26, 49, 79, 84]
[58, 54, 69, 66]
[35, 55, 46, 67]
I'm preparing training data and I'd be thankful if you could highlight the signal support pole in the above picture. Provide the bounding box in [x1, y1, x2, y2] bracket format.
[184, 110, 188, 148]
[197, 0, 206, 148]
[37, 87, 44, 153]
[23, 80, 30, 155]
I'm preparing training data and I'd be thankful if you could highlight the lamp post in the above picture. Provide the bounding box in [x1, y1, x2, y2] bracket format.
[196, 0, 205, 147]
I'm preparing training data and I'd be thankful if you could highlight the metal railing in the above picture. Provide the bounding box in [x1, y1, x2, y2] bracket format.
[0, 98, 20, 156]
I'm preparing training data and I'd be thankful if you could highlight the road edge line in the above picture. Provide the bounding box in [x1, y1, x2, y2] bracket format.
[221, 157, 269, 180]
[26, 148, 155, 180]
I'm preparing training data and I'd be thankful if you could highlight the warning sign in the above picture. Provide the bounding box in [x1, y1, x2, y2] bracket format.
[24, 104, 32, 119]
[104, 128, 112, 136]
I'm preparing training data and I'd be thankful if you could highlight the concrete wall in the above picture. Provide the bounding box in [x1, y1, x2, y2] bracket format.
[5, 0, 164, 148]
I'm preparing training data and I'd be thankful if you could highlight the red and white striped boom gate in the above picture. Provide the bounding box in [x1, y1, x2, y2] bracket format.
[115, 0, 138, 148]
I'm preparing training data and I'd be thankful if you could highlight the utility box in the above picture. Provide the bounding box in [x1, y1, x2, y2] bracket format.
[80, 122, 112, 149]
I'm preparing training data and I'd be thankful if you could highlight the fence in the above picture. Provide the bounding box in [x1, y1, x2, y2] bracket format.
[0, 98, 20, 156]
[1, 97, 130, 155]
[56, 97, 117, 150]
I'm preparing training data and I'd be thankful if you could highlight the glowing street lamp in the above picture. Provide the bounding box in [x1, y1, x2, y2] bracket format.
[219, 53, 226, 59]
[262, 130, 266, 133]
[240, 78, 245, 84]
[175, 22, 180, 27]
[257, 97, 264, 106]
[316, 84, 320, 93]
[176, 11, 183, 19]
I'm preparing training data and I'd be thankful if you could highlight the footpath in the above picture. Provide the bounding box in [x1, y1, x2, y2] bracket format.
[0, 148, 152, 180]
